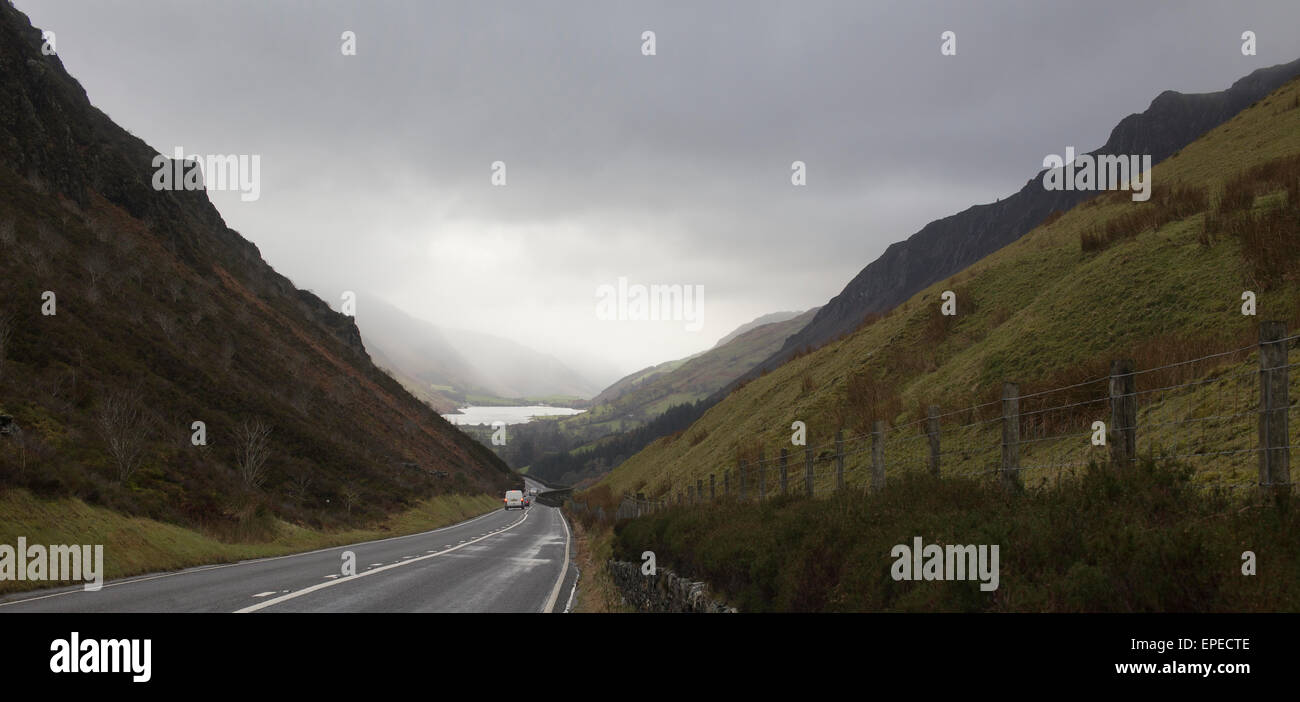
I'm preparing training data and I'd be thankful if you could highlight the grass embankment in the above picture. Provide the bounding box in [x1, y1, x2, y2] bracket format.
[569, 518, 634, 613]
[0, 488, 500, 595]
[610, 459, 1300, 612]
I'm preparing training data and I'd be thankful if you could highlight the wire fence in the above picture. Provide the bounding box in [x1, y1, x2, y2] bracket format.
[565, 323, 1297, 521]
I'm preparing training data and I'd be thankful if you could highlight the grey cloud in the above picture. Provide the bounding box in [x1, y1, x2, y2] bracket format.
[18, 0, 1300, 372]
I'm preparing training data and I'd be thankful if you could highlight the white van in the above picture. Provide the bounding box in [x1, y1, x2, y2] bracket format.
[504, 490, 525, 510]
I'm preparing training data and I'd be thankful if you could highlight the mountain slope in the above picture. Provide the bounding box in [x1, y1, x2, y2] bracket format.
[598, 71, 1300, 500]
[354, 294, 602, 410]
[588, 311, 810, 410]
[0, 4, 512, 531]
[440, 325, 602, 400]
[556, 308, 815, 438]
[349, 295, 485, 412]
[743, 58, 1300, 386]
[713, 311, 803, 349]
[512, 309, 817, 485]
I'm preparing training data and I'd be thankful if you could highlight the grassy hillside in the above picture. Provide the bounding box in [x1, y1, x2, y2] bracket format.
[0, 487, 500, 595]
[598, 77, 1300, 500]
[572, 309, 814, 436]
[503, 310, 815, 485]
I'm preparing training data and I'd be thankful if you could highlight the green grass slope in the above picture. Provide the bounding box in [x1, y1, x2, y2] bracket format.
[560, 309, 815, 438]
[0, 488, 500, 595]
[599, 77, 1300, 500]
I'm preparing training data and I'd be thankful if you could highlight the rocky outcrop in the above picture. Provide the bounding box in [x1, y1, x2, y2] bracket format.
[607, 560, 737, 613]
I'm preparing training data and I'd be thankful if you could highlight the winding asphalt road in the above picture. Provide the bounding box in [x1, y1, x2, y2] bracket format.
[0, 480, 577, 613]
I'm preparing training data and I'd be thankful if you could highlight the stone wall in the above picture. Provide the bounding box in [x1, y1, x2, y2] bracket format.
[607, 560, 737, 613]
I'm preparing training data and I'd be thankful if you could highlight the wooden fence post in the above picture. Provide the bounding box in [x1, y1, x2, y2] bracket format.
[1109, 360, 1137, 469]
[739, 459, 748, 500]
[1001, 382, 1021, 488]
[779, 449, 789, 495]
[709, 473, 715, 501]
[835, 429, 845, 491]
[871, 420, 885, 491]
[805, 445, 814, 497]
[927, 405, 941, 478]
[1259, 322, 1290, 500]
[724, 470, 730, 496]
[696, 478, 704, 505]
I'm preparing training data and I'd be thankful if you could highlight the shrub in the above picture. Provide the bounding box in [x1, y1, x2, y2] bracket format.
[610, 457, 1299, 612]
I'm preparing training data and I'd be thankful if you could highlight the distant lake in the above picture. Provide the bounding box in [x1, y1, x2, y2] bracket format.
[443, 405, 585, 426]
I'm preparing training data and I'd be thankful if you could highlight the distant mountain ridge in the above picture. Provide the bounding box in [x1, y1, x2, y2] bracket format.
[583, 309, 814, 425]
[352, 294, 603, 411]
[513, 308, 817, 485]
[713, 310, 803, 348]
[740, 57, 1300, 387]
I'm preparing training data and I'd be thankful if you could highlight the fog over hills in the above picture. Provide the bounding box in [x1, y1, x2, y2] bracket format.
[349, 293, 614, 409]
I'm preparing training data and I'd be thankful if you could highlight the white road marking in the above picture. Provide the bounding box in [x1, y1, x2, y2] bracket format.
[542, 508, 572, 614]
[252, 591, 276, 598]
[323, 575, 339, 579]
[235, 511, 532, 613]
[0, 506, 506, 608]
[564, 566, 580, 614]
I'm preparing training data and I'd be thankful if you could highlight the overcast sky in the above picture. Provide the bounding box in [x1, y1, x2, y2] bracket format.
[18, 0, 1300, 376]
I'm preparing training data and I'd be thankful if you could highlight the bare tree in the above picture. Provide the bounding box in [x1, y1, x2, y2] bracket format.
[234, 418, 273, 489]
[340, 484, 360, 516]
[94, 390, 148, 483]
[81, 253, 108, 289]
[286, 470, 313, 505]
[153, 312, 178, 344]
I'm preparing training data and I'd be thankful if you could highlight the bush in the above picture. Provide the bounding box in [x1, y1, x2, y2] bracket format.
[611, 457, 1300, 612]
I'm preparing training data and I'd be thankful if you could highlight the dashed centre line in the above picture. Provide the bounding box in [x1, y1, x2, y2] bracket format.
[235, 511, 531, 613]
